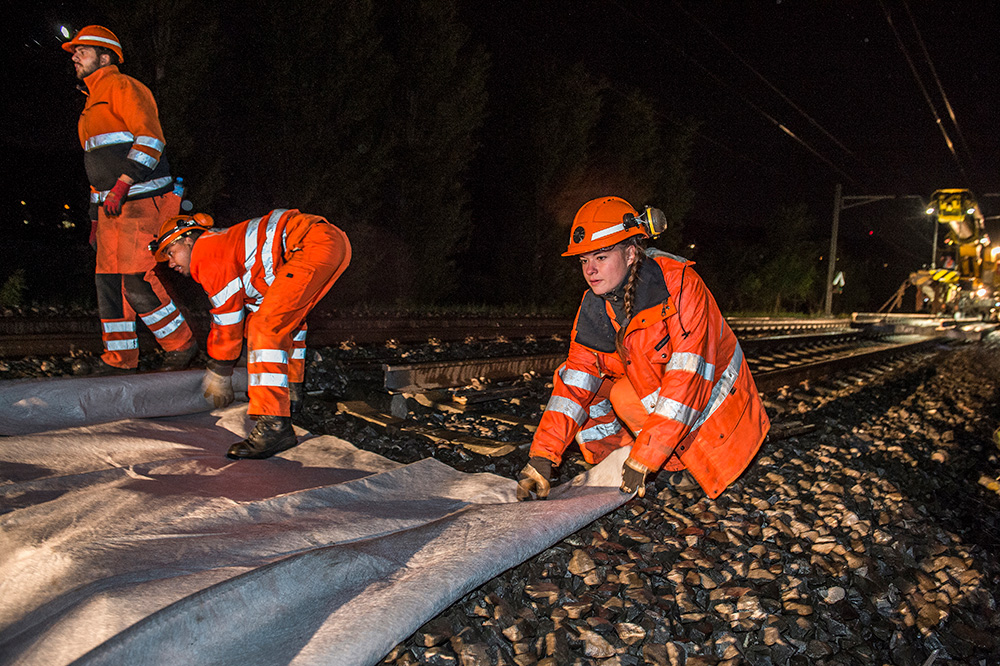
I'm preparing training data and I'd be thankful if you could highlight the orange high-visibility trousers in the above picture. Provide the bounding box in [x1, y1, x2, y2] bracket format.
[245, 223, 351, 416]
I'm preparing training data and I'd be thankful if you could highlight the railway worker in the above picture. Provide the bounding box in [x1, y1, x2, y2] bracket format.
[149, 209, 351, 459]
[63, 25, 197, 375]
[516, 196, 770, 501]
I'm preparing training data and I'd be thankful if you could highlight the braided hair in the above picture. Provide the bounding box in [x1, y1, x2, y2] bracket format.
[615, 237, 648, 358]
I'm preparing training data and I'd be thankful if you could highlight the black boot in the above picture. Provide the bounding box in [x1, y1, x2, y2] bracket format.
[226, 415, 297, 460]
[161, 343, 198, 371]
[71, 356, 137, 376]
[289, 382, 303, 415]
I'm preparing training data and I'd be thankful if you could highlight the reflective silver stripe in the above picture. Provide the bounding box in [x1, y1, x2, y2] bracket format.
[577, 419, 623, 443]
[85, 131, 134, 152]
[293, 329, 307, 342]
[691, 342, 744, 431]
[91, 176, 173, 203]
[242, 217, 263, 303]
[653, 397, 700, 427]
[292, 348, 306, 359]
[141, 302, 177, 326]
[212, 309, 244, 326]
[249, 372, 289, 388]
[134, 135, 165, 152]
[246, 299, 262, 312]
[210, 277, 243, 308]
[666, 352, 714, 382]
[77, 35, 121, 50]
[589, 398, 614, 419]
[249, 349, 289, 364]
[128, 148, 159, 169]
[103, 321, 136, 333]
[591, 222, 626, 241]
[106, 338, 138, 351]
[260, 209, 286, 287]
[558, 366, 602, 392]
[641, 388, 659, 413]
[152, 314, 184, 339]
[544, 395, 586, 426]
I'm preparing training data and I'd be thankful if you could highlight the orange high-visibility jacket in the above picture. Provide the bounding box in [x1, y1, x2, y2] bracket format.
[530, 249, 770, 498]
[189, 209, 344, 363]
[78, 65, 173, 215]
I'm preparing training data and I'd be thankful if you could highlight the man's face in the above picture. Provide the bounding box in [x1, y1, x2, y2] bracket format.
[165, 238, 195, 277]
[71, 46, 105, 80]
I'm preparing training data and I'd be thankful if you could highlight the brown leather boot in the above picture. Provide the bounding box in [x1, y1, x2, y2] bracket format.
[226, 415, 297, 460]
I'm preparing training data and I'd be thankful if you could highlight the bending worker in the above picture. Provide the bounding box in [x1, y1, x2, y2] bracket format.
[63, 25, 196, 374]
[517, 196, 769, 501]
[149, 209, 351, 459]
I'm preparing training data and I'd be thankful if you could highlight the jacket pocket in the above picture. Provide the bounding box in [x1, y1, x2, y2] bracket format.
[692, 382, 750, 452]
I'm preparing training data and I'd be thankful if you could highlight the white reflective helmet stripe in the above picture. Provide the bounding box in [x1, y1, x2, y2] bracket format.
[249, 373, 289, 388]
[249, 349, 289, 364]
[77, 34, 121, 50]
[590, 222, 627, 241]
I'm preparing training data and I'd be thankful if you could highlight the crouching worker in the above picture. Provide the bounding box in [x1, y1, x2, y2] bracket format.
[149, 209, 351, 459]
[516, 196, 769, 501]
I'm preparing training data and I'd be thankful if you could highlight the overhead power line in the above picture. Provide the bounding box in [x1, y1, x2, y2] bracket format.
[610, 0, 859, 185]
[901, 0, 975, 169]
[879, 0, 971, 184]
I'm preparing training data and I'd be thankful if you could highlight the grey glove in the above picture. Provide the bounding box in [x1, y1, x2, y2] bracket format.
[516, 457, 552, 501]
[620, 458, 651, 498]
[202, 368, 234, 408]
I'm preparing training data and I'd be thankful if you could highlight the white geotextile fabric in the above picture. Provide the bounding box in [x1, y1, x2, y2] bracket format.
[0, 373, 630, 665]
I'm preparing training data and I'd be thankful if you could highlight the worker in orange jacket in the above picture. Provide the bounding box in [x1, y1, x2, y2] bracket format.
[149, 210, 351, 459]
[517, 196, 770, 500]
[63, 26, 196, 375]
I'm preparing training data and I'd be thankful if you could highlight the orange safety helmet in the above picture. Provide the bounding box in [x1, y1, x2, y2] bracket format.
[62, 25, 124, 63]
[149, 213, 214, 261]
[563, 196, 666, 257]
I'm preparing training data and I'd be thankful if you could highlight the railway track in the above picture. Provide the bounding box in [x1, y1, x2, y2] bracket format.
[0, 314, 850, 358]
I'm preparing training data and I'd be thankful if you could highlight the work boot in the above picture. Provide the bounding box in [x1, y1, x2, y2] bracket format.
[289, 382, 304, 415]
[71, 356, 137, 376]
[161, 343, 198, 371]
[226, 415, 297, 460]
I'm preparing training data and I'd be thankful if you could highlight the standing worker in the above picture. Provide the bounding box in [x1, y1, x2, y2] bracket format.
[63, 25, 196, 375]
[516, 196, 770, 501]
[149, 209, 351, 459]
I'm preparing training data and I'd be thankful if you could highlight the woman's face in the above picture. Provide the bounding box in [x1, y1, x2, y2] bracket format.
[578, 244, 635, 295]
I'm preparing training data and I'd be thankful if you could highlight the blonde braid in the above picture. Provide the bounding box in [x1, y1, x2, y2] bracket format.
[615, 239, 647, 358]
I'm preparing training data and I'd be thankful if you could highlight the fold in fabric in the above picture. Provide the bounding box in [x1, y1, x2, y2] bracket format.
[0, 375, 630, 666]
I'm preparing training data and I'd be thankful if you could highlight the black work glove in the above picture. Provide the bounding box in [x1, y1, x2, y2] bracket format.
[620, 458, 651, 497]
[516, 456, 553, 501]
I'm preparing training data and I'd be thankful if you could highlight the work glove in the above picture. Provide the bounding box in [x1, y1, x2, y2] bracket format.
[103, 178, 131, 216]
[516, 456, 553, 501]
[202, 366, 235, 409]
[620, 458, 652, 498]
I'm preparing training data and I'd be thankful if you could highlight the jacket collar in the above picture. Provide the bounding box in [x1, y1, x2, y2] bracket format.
[81, 64, 119, 93]
[573, 257, 670, 353]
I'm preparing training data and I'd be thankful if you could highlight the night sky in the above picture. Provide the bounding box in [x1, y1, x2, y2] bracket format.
[4, 1, 999, 310]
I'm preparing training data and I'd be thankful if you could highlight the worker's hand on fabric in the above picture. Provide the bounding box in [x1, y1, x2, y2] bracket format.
[202, 368, 234, 408]
[516, 456, 552, 501]
[620, 457, 651, 497]
[103, 178, 131, 216]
